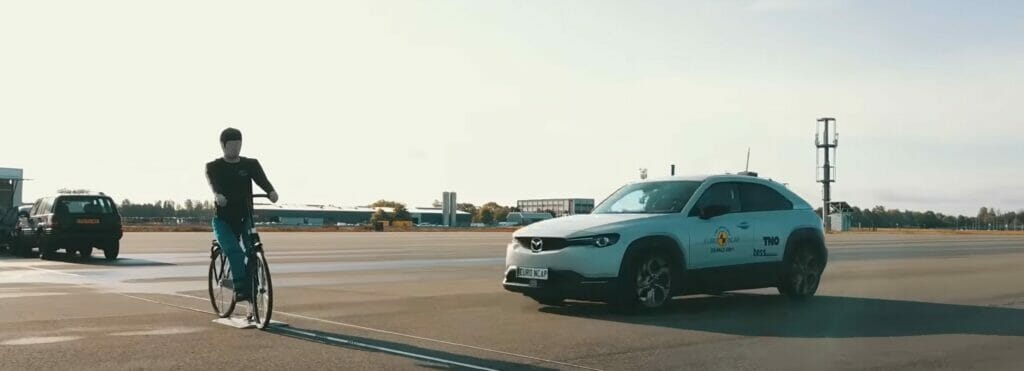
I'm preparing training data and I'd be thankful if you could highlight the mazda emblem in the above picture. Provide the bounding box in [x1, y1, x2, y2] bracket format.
[530, 238, 544, 252]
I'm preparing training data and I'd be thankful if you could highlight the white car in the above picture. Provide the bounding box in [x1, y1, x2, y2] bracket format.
[504, 174, 827, 311]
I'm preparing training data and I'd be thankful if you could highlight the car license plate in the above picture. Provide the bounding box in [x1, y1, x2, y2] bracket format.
[77, 219, 100, 224]
[517, 267, 548, 280]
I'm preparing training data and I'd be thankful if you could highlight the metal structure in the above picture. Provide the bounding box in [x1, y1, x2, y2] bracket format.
[745, 148, 750, 172]
[828, 201, 853, 232]
[815, 118, 839, 231]
[441, 191, 458, 227]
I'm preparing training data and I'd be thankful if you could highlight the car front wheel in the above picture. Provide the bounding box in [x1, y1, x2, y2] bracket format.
[13, 234, 36, 258]
[613, 250, 673, 312]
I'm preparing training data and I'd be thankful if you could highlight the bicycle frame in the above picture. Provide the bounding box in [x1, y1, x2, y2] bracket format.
[209, 194, 272, 321]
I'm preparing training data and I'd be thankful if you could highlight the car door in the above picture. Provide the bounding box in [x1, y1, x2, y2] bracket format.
[21, 199, 43, 241]
[687, 182, 754, 269]
[34, 198, 53, 230]
[739, 183, 795, 264]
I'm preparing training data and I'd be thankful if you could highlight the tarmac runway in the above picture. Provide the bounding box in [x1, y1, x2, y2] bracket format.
[3, 231, 1024, 370]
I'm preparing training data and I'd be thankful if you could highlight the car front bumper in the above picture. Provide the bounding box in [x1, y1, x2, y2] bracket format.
[502, 266, 619, 301]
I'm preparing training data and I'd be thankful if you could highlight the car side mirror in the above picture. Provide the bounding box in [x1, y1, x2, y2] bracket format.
[699, 205, 730, 220]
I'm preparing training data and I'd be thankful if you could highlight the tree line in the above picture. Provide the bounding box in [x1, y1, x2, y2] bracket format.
[117, 199, 528, 225]
[369, 200, 522, 225]
[117, 198, 1021, 230]
[118, 199, 216, 219]
[457, 202, 522, 225]
[824, 205, 1024, 230]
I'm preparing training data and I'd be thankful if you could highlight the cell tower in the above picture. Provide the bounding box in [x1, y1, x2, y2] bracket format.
[815, 117, 838, 231]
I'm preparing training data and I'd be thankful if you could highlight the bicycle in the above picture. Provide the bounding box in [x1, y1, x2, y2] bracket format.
[207, 194, 274, 329]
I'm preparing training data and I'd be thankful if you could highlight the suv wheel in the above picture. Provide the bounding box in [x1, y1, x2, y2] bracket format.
[613, 250, 673, 312]
[13, 236, 35, 258]
[778, 247, 822, 298]
[79, 246, 94, 259]
[38, 235, 57, 260]
[103, 241, 120, 261]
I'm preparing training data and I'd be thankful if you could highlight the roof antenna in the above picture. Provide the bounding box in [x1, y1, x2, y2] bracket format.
[745, 147, 751, 172]
[739, 148, 758, 177]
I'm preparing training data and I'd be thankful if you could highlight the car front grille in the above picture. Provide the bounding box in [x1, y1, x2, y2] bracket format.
[516, 237, 568, 252]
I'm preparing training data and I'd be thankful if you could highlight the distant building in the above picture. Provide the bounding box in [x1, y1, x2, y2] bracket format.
[0, 167, 24, 212]
[517, 198, 595, 217]
[253, 204, 472, 227]
[506, 212, 554, 226]
[828, 201, 853, 232]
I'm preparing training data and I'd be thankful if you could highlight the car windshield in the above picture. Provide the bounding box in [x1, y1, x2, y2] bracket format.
[57, 197, 116, 215]
[593, 181, 702, 214]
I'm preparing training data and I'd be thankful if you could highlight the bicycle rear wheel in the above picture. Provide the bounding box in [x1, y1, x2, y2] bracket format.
[208, 249, 236, 318]
[251, 249, 274, 329]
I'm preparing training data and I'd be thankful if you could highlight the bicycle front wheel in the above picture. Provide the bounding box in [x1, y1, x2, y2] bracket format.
[208, 250, 236, 318]
[251, 250, 274, 329]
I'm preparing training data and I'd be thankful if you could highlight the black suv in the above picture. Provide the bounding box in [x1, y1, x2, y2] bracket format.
[20, 193, 123, 260]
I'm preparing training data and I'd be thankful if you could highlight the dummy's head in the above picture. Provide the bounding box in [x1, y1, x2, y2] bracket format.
[219, 128, 242, 160]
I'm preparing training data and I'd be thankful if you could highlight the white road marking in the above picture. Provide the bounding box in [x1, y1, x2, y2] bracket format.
[119, 292, 526, 371]
[12, 258, 602, 371]
[22, 265, 84, 277]
[173, 292, 601, 370]
[0, 292, 67, 299]
[212, 317, 257, 329]
[110, 327, 206, 336]
[274, 326, 500, 371]
[2, 336, 84, 345]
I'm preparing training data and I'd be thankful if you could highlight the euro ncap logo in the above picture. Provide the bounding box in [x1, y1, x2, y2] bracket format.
[716, 228, 731, 247]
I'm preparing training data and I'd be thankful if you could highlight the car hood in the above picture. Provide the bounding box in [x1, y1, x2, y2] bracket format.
[514, 213, 662, 238]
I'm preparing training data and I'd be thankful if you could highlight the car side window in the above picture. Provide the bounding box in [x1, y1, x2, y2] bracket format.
[31, 199, 43, 216]
[689, 183, 741, 217]
[739, 183, 794, 212]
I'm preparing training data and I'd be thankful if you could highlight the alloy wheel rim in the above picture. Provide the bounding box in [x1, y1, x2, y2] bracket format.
[792, 252, 820, 295]
[636, 256, 671, 308]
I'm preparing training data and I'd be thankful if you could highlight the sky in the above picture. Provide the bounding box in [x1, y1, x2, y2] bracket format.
[1, 0, 1022, 216]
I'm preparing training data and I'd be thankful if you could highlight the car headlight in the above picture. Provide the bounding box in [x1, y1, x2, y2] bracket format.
[567, 233, 620, 248]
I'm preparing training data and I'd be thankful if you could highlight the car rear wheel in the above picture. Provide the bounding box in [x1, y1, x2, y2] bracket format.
[79, 246, 94, 259]
[778, 247, 823, 298]
[38, 235, 57, 260]
[104, 241, 119, 261]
